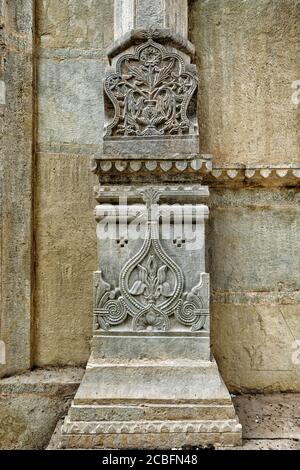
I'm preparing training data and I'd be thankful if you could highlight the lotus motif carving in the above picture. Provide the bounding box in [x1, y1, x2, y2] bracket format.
[93, 190, 209, 332]
[129, 255, 173, 302]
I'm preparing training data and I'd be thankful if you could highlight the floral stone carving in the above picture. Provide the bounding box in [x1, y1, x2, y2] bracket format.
[104, 40, 198, 139]
[94, 190, 209, 332]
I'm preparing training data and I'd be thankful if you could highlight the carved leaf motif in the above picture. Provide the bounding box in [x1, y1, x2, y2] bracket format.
[146, 255, 157, 276]
[161, 282, 172, 297]
[126, 114, 138, 126]
[136, 96, 145, 117]
[129, 281, 146, 295]
[127, 93, 137, 116]
[138, 264, 147, 283]
[155, 59, 175, 86]
[127, 63, 148, 86]
[136, 116, 149, 125]
[157, 265, 167, 284]
[129, 265, 147, 295]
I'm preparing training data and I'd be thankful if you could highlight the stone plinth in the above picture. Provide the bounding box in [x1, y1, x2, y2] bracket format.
[62, 359, 241, 449]
[62, 184, 242, 448]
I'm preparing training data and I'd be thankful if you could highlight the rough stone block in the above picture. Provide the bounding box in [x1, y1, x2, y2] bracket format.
[34, 153, 97, 366]
[211, 304, 300, 392]
[37, 0, 113, 50]
[0, 0, 34, 377]
[208, 189, 300, 293]
[38, 58, 105, 146]
[0, 368, 83, 449]
[190, 0, 300, 166]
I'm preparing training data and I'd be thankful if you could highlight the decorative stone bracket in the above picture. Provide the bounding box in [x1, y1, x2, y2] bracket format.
[104, 39, 198, 137]
[103, 27, 199, 156]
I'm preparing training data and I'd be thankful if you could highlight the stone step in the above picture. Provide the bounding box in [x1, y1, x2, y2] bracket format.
[69, 402, 237, 422]
[61, 429, 242, 449]
[62, 416, 242, 436]
[74, 360, 231, 404]
[61, 417, 242, 449]
[62, 358, 242, 448]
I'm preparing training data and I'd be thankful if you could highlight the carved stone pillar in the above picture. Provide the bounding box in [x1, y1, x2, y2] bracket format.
[62, 0, 242, 448]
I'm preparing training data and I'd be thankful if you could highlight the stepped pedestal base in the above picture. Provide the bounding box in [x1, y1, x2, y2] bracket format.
[62, 353, 242, 449]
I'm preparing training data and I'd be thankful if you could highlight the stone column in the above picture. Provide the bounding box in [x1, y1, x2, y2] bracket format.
[62, 0, 242, 448]
[0, 0, 35, 377]
[114, 0, 188, 41]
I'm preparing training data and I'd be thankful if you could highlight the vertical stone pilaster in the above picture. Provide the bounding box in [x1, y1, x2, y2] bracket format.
[62, 0, 242, 448]
[114, 0, 188, 40]
[0, 0, 35, 377]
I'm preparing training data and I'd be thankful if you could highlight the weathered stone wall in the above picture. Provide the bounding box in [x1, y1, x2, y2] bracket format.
[34, 0, 113, 366]
[1, 1, 299, 392]
[0, 0, 34, 378]
[209, 188, 300, 392]
[190, 0, 300, 166]
[189, 0, 300, 392]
